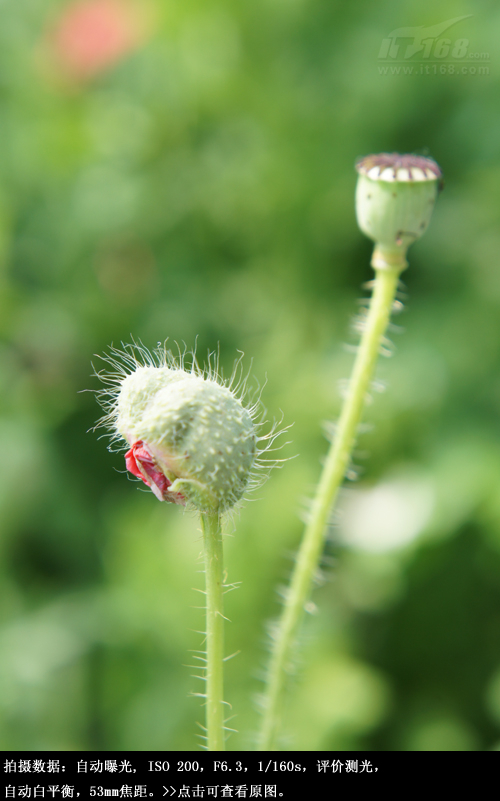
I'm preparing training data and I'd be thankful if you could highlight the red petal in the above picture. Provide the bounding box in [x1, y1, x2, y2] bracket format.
[125, 442, 146, 481]
[125, 440, 171, 500]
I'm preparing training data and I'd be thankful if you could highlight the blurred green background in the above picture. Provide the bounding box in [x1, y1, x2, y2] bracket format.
[2, 0, 500, 751]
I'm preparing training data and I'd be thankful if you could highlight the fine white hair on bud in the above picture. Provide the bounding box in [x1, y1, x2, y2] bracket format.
[92, 341, 289, 513]
[355, 152, 442, 270]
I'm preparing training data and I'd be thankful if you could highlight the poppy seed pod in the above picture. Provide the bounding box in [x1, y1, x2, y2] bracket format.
[94, 344, 283, 513]
[355, 153, 442, 270]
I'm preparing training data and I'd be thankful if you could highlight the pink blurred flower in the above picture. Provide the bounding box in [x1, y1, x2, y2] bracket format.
[49, 0, 146, 81]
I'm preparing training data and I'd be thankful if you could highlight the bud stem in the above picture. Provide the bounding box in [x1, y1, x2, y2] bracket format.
[201, 510, 226, 751]
[258, 260, 402, 750]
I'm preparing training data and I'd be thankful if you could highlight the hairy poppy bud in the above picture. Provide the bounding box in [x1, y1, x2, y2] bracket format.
[93, 344, 284, 513]
[355, 153, 442, 271]
[116, 366, 256, 511]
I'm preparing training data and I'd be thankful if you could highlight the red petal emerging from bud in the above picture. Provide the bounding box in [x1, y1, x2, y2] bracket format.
[125, 440, 184, 504]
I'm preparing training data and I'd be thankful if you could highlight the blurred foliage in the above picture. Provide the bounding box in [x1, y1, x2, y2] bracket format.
[1, 0, 500, 751]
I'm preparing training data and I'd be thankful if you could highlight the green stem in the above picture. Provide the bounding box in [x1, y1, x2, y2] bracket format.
[258, 260, 403, 751]
[201, 510, 226, 751]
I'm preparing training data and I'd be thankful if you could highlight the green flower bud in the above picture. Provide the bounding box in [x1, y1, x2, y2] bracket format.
[94, 344, 283, 513]
[355, 153, 442, 271]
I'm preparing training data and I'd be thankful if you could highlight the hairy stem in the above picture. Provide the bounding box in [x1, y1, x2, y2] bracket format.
[258, 262, 403, 750]
[201, 510, 226, 751]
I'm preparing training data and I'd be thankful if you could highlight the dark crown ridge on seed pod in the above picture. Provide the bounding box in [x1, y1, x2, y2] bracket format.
[355, 152, 442, 183]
